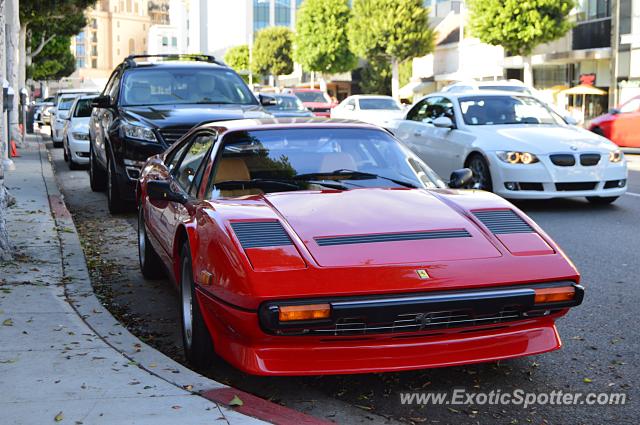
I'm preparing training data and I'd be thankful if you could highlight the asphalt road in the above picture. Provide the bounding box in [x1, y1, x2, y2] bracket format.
[44, 130, 639, 425]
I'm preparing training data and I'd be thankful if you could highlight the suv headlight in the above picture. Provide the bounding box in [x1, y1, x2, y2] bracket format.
[122, 123, 157, 142]
[496, 151, 539, 164]
[609, 150, 623, 163]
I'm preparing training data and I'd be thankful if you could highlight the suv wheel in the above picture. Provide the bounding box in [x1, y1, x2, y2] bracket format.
[89, 144, 107, 192]
[138, 206, 164, 279]
[106, 152, 127, 214]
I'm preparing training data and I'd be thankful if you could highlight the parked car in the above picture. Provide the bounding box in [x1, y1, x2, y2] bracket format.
[51, 89, 100, 147]
[589, 96, 640, 148]
[286, 88, 336, 117]
[33, 96, 54, 126]
[330, 95, 405, 128]
[263, 94, 314, 117]
[136, 118, 583, 375]
[89, 54, 273, 214]
[442, 79, 534, 95]
[390, 91, 627, 204]
[62, 95, 95, 169]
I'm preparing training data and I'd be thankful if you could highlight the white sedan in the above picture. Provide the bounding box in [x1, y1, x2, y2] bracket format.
[390, 91, 628, 204]
[62, 95, 94, 169]
[331, 95, 405, 128]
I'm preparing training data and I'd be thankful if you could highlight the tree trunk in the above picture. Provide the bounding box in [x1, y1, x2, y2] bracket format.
[19, 24, 26, 93]
[6, 0, 21, 146]
[0, 0, 14, 261]
[523, 55, 533, 88]
[391, 57, 400, 101]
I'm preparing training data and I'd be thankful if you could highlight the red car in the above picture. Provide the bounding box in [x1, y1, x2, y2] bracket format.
[136, 118, 583, 376]
[589, 96, 640, 148]
[287, 88, 336, 117]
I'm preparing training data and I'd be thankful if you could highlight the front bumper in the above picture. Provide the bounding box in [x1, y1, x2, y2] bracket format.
[68, 136, 90, 164]
[52, 123, 65, 142]
[198, 282, 583, 375]
[489, 152, 628, 199]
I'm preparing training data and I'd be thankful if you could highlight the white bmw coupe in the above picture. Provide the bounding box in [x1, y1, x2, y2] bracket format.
[391, 91, 628, 204]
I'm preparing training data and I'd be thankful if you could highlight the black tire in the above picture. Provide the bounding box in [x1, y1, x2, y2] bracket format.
[63, 141, 69, 162]
[106, 151, 128, 214]
[52, 140, 63, 148]
[179, 241, 215, 370]
[89, 144, 107, 192]
[137, 207, 164, 279]
[586, 196, 619, 205]
[466, 154, 493, 192]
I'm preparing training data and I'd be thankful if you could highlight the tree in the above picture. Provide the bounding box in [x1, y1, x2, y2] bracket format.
[294, 0, 357, 78]
[6, 0, 20, 145]
[349, 0, 434, 99]
[467, 0, 574, 86]
[224, 45, 250, 83]
[28, 35, 75, 80]
[251, 27, 294, 83]
[1, 0, 14, 261]
[358, 58, 412, 96]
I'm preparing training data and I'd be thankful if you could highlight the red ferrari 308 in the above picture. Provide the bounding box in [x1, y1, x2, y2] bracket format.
[136, 118, 583, 376]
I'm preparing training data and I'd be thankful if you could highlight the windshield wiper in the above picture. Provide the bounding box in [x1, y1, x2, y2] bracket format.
[294, 169, 418, 189]
[214, 178, 349, 191]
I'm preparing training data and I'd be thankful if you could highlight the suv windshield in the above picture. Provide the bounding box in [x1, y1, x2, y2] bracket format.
[359, 98, 401, 110]
[209, 128, 443, 199]
[459, 95, 563, 126]
[73, 99, 94, 117]
[58, 96, 78, 110]
[294, 91, 330, 103]
[266, 96, 306, 111]
[121, 68, 258, 106]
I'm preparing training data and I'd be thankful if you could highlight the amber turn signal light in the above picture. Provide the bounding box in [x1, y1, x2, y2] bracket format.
[534, 286, 575, 304]
[278, 304, 331, 322]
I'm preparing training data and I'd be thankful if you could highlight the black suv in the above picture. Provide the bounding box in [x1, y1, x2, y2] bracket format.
[89, 54, 273, 213]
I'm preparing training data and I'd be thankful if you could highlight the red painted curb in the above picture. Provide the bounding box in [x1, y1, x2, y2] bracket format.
[201, 387, 333, 425]
[49, 194, 72, 220]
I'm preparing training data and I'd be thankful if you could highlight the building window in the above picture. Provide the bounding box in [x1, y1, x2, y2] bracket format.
[117, 48, 120, 56]
[162, 36, 168, 46]
[91, 58, 97, 68]
[75, 44, 85, 57]
[76, 58, 85, 68]
[577, 0, 611, 21]
[275, 0, 291, 27]
[117, 20, 120, 28]
[91, 46, 98, 56]
[91, 18, 97, 29]
[117, 35, 120, 42]
[91, 32, 97, 43]
[253, 0, 270, 32]
[171, 37, 177, 47]
[127, 0, 132, 13]
[134, 2, 139, 14]
[76, 31, 85, 43]
[129, 38, 135, 54]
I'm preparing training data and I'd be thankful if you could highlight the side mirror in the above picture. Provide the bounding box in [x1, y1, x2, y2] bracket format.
[259, 94, 277, 106]
[91, 95, 113, 109]
[433, 116, 454, 129]
[448, 168, 473, 189]
[563, 115, 578, 125]
[608, 108, 620, 115]
[147, 180, 188, 204]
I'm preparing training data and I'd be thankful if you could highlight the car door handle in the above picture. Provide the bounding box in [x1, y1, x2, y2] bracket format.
[414, 130, 422, 137]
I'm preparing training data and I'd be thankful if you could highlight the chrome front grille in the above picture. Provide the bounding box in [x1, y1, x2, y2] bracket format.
[159, 127, 192, 145]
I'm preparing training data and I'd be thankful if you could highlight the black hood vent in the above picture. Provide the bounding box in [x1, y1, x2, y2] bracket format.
[315, 229, 471, 246]
[231, 221, 293, 249]
[473, 210, 533, 234]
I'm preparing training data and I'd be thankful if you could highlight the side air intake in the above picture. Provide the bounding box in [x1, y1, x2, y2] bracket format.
[473, 210, 534, 234]
[315, 229, 471, 246]
[231, 221, 293, 249]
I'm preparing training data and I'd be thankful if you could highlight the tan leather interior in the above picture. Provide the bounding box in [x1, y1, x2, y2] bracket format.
[213, 158, 263, 198]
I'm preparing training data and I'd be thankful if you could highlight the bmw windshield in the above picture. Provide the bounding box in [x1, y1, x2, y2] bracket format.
[209, 128, 444, 198]
[121, 68, 258, 106]
[459, 95, 563, 126]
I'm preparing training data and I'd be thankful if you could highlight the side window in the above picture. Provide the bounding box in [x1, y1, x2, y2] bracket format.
[431, 97, 455, 122]
[406, 99, 431, 122]
[108, 71, 121, 103]
[102, 70, 117, 97]
[174, 134, 216, 192]
[165, 138, 194, 173]
[346, 98, 356, 109]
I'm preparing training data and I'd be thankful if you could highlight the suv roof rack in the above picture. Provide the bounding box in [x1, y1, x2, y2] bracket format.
[124, 54, 225, 68]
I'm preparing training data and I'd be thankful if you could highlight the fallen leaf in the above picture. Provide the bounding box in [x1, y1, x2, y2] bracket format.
[54, 411, 64, 422]
[229, 395, 244, 407]
[583, 378, 593, 383]
[2, 319, 13, 326]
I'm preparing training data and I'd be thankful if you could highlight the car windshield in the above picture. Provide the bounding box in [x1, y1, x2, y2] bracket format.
[459, 95, 563, 126]
[359, 98, 401, 110]
[266, 96, 306, 111]
[294, 91, 330, 103]
[73, 99, 94, 117]
[58, 96, 78, 110]
[121, 68, 258, 106]
[209, 128, 443, 199]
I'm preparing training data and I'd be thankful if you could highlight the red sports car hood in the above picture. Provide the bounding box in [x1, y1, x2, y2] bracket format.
[263, 189, 502, 267]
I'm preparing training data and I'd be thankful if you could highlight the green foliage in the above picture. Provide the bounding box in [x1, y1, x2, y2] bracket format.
[28, 35, 75, 80]
[294, 0, 357, 74]
[467, 0, 574, 56]
[21, 0, 94, 37]
[252, 27, 294, 77]
[358, 59, 412, 96]
[349, 0, 434, 63]
[224, 45, 250, 82]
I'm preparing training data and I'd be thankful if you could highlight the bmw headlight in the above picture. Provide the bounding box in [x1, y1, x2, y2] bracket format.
[72, 132, 89, 141]
[496, 151, 539, 164]
[609, 150, 623, 163]
[122, 123, 157, 142]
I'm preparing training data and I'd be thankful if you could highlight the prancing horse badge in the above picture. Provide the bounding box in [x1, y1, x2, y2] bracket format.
[416, 269, 430, 279]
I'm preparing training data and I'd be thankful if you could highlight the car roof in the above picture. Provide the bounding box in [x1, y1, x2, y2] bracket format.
[123, 60, 229, 70]
[421, 90, 534, 100]
[199, 117, 382, 134]
[350, 95, 395, 99]
[57, 88, 100, 94]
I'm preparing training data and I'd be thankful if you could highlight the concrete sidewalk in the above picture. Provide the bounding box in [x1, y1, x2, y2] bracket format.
[0, 136, 274, 424]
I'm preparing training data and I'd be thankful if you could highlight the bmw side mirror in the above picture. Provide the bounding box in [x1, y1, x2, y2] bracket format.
[563, 115, 578, 125]
[91, 95, 113, 109]
[147, 180, 188, 204]
[448, 168, 473, 189]
[433, 116, 454, 129]
[259, 94, 277, 106]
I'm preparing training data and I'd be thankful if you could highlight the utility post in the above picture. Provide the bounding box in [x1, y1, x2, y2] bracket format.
[610, 0, 620, 108]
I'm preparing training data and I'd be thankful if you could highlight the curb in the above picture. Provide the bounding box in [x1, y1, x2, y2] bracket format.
[36, 135, 331, 425]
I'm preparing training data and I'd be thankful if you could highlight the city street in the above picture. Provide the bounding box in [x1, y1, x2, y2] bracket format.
[46, 131, 640, 425]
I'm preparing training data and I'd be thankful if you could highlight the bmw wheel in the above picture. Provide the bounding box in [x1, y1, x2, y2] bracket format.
[137, 206, 164, 279]
[179, 241, 215, 370]
[467, 154, 493, 192]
